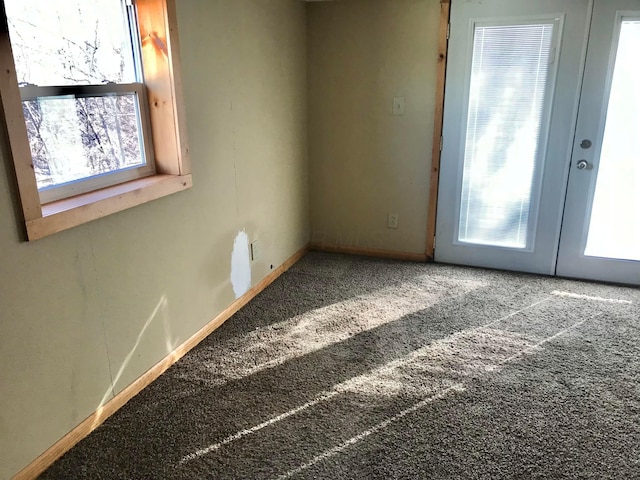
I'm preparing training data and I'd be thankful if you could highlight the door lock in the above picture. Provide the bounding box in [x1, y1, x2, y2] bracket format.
[576, 159, 590, 170]
[580, 139, 592, 149]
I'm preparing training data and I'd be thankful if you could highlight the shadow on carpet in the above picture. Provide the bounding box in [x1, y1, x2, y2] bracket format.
[40, 252, 640, 479]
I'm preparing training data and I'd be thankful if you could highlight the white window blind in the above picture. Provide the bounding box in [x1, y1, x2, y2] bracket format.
[458, 23, 554, 248]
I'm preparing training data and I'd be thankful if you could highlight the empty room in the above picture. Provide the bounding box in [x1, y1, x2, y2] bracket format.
[1, 0, 639, 478]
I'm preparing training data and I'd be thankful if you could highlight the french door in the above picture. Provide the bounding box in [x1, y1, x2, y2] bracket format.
[557, 0, 640, 284]
[435, 0, 640, 285]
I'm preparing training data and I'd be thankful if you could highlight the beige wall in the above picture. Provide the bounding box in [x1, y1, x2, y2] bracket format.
[308, 0, 440, 255]
[0, 1, 308, 477]
[1, 0, 444, 476]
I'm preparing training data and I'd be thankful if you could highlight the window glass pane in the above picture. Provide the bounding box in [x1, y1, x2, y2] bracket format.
[458, 24, 554, 248]
[23, 94, 145, 189]
[585, 21, 640, 261]
[5, 0, 136, 86]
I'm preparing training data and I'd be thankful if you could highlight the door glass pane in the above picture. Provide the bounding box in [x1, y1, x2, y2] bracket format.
[459, 23, 554, 248]
[585, 20, 640, 262]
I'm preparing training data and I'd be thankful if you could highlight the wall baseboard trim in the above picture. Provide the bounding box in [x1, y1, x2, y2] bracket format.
[12, 243, 310, 480]
[310, 243, 427, 262]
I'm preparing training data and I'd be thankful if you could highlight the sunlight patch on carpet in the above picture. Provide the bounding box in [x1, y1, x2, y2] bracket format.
[176, 324, 530, 467]
[175, 279, 483, 386]
[177, 297, 594, 468]
[552, 290, 633, 304]
[275, 385, 467, 480]
[276, 316, 597, 479]
[178, 390, 341, 465]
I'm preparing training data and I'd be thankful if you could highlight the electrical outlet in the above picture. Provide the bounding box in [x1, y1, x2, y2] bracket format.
[250, 240, 259, 262]
[388, 213, 399, 229]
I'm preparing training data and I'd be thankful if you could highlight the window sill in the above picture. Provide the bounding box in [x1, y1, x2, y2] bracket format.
[26, 174, 192, 241]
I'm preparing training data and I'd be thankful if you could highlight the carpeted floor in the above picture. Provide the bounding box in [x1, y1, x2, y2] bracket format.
[40, 252, 640, 479]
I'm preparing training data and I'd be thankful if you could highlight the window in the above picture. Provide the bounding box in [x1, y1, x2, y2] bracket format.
[0, 0, 191, 240]
[8, 0, 155, 203]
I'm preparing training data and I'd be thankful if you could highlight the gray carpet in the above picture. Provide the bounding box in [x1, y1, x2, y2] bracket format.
[40, 252, 640, 479]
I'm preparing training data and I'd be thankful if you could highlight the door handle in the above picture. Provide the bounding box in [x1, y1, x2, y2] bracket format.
[576, 159, 590, 170]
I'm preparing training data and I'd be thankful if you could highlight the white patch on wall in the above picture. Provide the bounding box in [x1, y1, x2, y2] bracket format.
[231, 231, 252, 299]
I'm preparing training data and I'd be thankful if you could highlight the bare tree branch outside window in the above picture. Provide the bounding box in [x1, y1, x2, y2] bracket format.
[6, 0, 146, 191]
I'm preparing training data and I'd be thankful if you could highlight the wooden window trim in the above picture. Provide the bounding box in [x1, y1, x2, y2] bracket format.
[0, 0, 191, 241]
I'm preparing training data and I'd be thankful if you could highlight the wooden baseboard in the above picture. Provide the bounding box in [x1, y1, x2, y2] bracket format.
[12, 243, 310, 480]
[310, 243, 427, 262]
